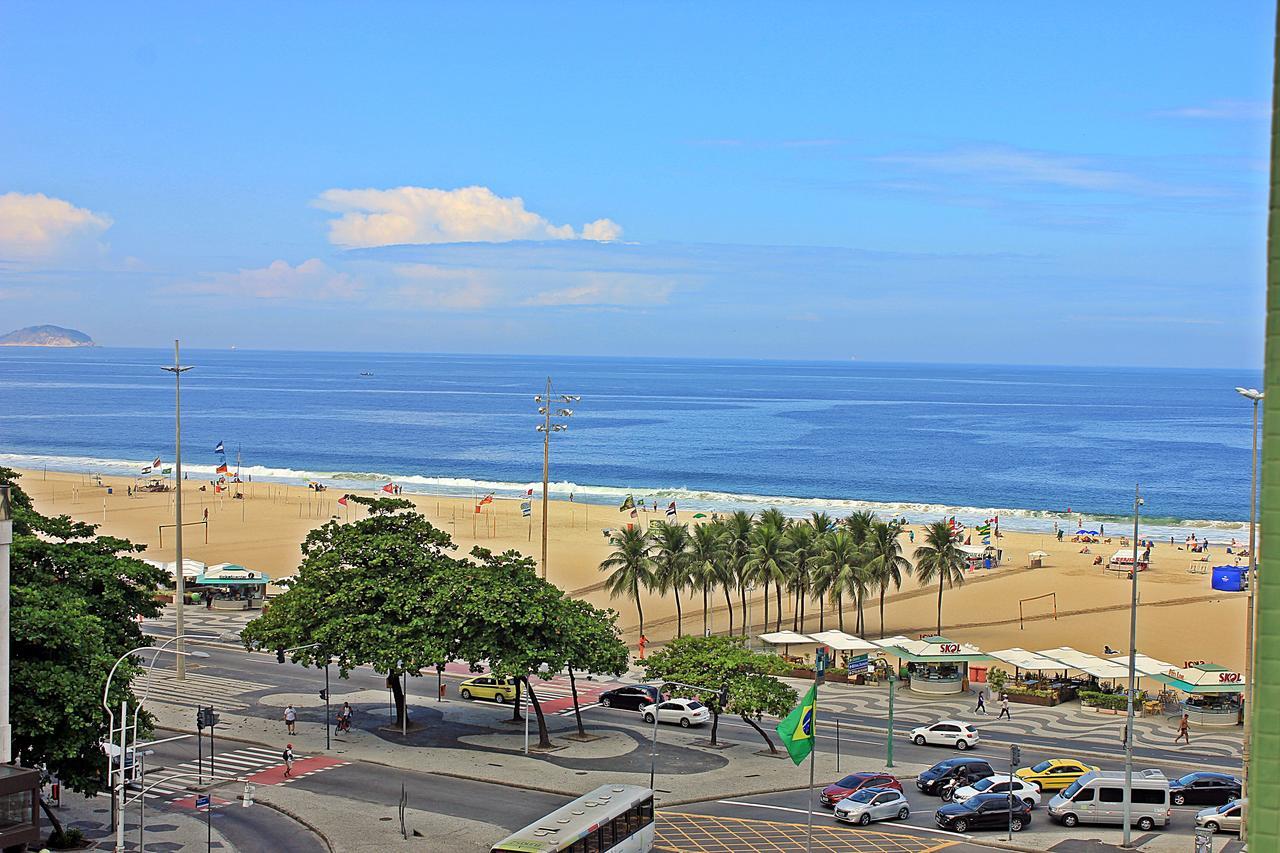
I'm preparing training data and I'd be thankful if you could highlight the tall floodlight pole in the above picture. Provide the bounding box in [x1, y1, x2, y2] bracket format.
[534, 379, 580, 580]
[1235, 386, 1263, 838]
[1122, 484, 1142, 847]
[0, 485, 13, 763]
[162, 341, 193, 679]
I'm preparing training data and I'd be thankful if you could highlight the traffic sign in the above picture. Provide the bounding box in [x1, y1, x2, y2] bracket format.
[196, 794, 211, 810]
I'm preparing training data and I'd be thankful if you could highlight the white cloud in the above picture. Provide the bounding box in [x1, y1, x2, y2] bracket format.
[172, 259, 361, 300]
[878, 146, 1134, 191]
[314, 185, 622, 248]
[0, 192, 112, 260]
[523, 272, 674, 307]
[1153, 100, 1268, 120]
[390, 264, 501, 310]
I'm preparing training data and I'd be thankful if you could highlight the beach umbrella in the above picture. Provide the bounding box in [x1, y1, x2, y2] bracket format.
[692, 513, 707, 518]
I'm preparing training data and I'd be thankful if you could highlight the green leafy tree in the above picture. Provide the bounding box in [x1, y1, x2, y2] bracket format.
[651, 522, 692, 637]
[598, 527, 655, 638]
[241, 496, 456, 730]
[818, 529, 865, 633]
[687, 522, 727, 636]
[913, 519, 968, 635]
[866, 520, 911, 637]
[559, 598, 630, 738]
[639, 635, 795, 749]
[1, 467, 167, 835]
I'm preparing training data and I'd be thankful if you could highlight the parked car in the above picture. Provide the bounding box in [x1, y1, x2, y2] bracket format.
[916, 758, 995, 796]
[819, 773, 902, 807]
[833, 787, 910, 826]
[952, 774, 1042, 808]
[910, 720, 979, 749]
[597, 685, 659, 711]
[935, 793, 1033, 833]
[1047, 769, 1171, 831]
[640, 698, 710, 727]
[1169, 772, 1242, 807]
[1015, 758, 1100, 792]
[1196, 799, 1245, 834]
[459, 676, 518, 703]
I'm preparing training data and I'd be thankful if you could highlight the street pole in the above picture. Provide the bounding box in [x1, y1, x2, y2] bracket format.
[805, 649, 823, 853]
[1236, 387, 1263, 839]
[0, 485, 12, 764]
[886, 672, 895, 768]
[1122, 484, 1142, 847]
[162, 341, 193, 680]
[540, 377, 550, 580]
[115, 698, 127, 853]
[325, 663, 331, 751]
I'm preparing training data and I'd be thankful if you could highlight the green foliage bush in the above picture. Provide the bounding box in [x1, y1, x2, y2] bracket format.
[1081, 690, 1144, 710]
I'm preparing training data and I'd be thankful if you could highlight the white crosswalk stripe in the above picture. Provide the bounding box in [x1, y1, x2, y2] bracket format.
[140, 667, 269, 711]
[137, 747, 302, 801]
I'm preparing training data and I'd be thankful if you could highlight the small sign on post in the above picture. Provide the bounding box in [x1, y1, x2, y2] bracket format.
[242, 783, 255, 808]
[196, 794, 211, 811]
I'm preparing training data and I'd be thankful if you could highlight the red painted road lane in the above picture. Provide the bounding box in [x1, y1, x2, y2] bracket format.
[247, 755, 347, 786]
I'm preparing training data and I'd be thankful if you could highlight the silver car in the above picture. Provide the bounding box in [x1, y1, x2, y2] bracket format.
[833, 787, 910, 826]
[1196, 799, 1244, 834]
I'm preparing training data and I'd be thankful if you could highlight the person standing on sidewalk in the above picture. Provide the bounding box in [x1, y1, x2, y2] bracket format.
[1175, 713, 1190, 745]
[997, 694, 1011, 720]
[284, 704, 297, 735]
[282, 744, 294, 778]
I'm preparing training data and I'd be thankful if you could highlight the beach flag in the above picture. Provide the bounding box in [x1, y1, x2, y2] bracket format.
[526, 487, 534, 497]
[162, 467, 172, 475]
[976, 523, 991, 536]
[141, 466, 152, 475]
[619, 494, 635, 512]
[775, 684, 817, 766]
[479, 493, 494, 505]
[152, 457, 162, 469]
[216, 463, 229, 475]
[630, 508, 638, 519]
[521, 500, 532, 518]
[666, 501, 677, 519]
[214, 441, 224, 454]
[214, 484, 223, 493]
[382, 483, 395, 494]
[338, 495, 348, 507]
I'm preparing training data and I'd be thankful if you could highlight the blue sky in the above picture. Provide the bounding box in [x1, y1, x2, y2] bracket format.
[0, 3, 1272, 366]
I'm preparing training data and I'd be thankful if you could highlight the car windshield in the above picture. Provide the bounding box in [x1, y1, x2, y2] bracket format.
[1062, 781, 1083, 799]
[962, 724, 976, 732]
[972, 778, 994, 791]
[847, 790, 876, 804]
[835, 775, 864, 787]
[687, 701, 704, 710]
[1031, 760, 1053, 772]
[1218, 802, 1238, 814]
[929, 761, 955, 774]
[1175, 773, 1199, 786]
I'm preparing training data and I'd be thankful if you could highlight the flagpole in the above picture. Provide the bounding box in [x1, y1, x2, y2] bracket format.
[806, 651, 820, 853]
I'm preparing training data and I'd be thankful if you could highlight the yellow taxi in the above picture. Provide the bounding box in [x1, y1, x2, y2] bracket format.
[458, 675, 518, 704]
[1015, 758, 1100, 792]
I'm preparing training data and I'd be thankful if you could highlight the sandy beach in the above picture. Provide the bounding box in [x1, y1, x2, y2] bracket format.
[12, 467, 1248, 671]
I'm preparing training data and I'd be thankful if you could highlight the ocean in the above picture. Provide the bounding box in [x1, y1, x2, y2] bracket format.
[0, 347, 1261, 539]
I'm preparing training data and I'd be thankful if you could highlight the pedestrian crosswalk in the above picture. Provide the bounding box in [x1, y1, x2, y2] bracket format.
[133, 747, 295, 802]
[141, 667, 268, 711]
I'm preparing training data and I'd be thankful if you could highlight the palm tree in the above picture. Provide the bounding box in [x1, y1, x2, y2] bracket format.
[913, 519, 967, 636]
[599, 526, 655, 637]
[843, 509, 875, 543]
[688, 521, 727, 636]
[784, 523, 816, 631]
[866, 520, 911, 637]
[809, 511, 837, 538]
[809, 538, 836, 632]
[818, 529, 864, 633]
[651, 522, 692, 637]
[724, 511, 754, 636]
[746, 522, 793, 632]
[759, 507, 788, 531]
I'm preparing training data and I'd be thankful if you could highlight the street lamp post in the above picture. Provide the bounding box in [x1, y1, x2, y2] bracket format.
[161, 341, 193, 680]
[648, 679, 723, 790]
[1235, 385, 1263, 839]
[0, 485, 12, 764]
[534, 379, 580, 580]
[1122, 485, 1142, 848]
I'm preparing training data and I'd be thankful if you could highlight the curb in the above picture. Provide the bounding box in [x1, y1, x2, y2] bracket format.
[252, 795, 336, 853]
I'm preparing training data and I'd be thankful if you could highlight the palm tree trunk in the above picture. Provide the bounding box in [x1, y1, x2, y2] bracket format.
[818, 594, 825, 631]
[674, 588, 683, 637]
[936, 574, 944, 635]
[703, 583, 710, 636]
[724, 586, 735, 635]
[740, 586, 747, 636]
[775, 583, 783, 632]
[879, 584, 887, 637]
[792, 587, 799, 631]
[837, 593, 845, 631]
[635, 581, 646, 638]
[799, 583, 807, 632]
[763, 579, 770, 634]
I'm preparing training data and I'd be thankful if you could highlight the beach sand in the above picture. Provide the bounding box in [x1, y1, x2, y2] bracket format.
[13, 467, 1247, 671]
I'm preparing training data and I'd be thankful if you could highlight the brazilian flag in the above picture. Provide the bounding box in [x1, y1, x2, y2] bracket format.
[775, 684, 817, 765]
[619, 494, 635, 512]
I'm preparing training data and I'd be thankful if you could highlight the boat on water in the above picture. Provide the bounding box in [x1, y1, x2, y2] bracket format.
[360, 371, 374, 376]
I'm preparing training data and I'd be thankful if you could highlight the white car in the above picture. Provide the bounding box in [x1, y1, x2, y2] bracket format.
[910, 720, 979, 750]
[953, 774, 1042, 808]
[640, 698, 711, 728]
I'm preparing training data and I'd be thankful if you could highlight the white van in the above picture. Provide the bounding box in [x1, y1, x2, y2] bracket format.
[1047, 769, 1171, 831]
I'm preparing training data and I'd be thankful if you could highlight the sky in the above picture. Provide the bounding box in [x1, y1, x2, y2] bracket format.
[0, 3, 1273, 366]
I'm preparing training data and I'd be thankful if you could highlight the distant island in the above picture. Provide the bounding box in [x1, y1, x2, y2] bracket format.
[0, 325, 95, 347]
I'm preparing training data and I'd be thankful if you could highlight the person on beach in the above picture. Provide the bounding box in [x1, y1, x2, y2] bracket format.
[908, 529, 914, 543]
[1176, 714, 1190, 745]
[998, 695, 1011, 720]
[285, 704, 297, 735]
[975, 690, 986, 715]
[282, 743, 294, 777]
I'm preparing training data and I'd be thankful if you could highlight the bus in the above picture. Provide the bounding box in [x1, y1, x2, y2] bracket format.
[491, 784, 655, 853]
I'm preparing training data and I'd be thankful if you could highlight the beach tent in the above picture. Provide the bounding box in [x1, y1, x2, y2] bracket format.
[1106, 653, 1176, 678]
[806, 630, 881, 653]
[758, 630, 818, 655]
[1028, 550, 1050, 568]
[957, 544, 1001, 569]
[1212, 565, 1247, 592]
[987, 647, 1067, 672]
[1108, 549, 1150, 571]
[1036, 647, 1131, 680]
[1153, 663, 1246, 694]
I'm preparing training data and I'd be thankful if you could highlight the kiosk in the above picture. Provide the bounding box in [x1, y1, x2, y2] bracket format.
[878, 636, 988, 696]
[194, 563, 270, 610]
[1153, 663, 1245, 728]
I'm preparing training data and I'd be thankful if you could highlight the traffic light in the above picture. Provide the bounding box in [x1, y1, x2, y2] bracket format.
[196, 708, 207, 730]
[197, 706, 220, 729]
[207, 708, 220, 727]
[319, 689, 328, 701]
[1010, 745, 1021, 767]
[276, 648, 286, 664]
[717, 683, 730, 708]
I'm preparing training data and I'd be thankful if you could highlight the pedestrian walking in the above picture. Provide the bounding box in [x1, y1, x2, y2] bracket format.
[204, 590, 213, 610]
[284, 704, 297, 735]
[1176, 713, 1190, 745]
[282, 743, 294, 778]
[997, 694, 1011, 720]
[975, 690, 987, 715]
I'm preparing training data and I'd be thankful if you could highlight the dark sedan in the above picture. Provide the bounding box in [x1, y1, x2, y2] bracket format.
[596, 685, 659, 711]
[819, 773, 903, 807]
[935, 793, 1033, 833]
[1170, 772, 1242, 807]
[916, 758, 995, 795]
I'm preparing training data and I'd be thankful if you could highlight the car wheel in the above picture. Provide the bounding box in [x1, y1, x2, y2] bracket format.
[952, 819, 968, 833]
[1024, 797, 1036, 808]
[494, 693, 506, 705]
[1205, 822, 1220, 833]
[460, 689, 472, 699]
[680, 718, 691, 728]
[600, 697, 611, 708]
[1172, 792, 1186, 806]
[956, 739, 969, 750]
[914, 735, 926, 746]
[897, 807, 909, 821]
[1137, 817, 1155, 832]
[644, 713, 655, 724]
[1011, 817, 1025, 832]
[1062, 813, 1079, 828]
[858, 813, 871, 826]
